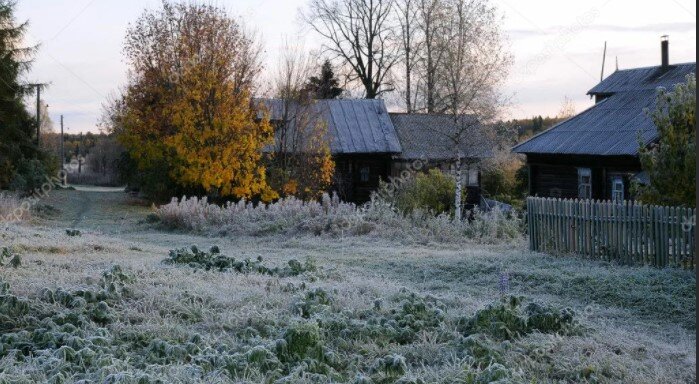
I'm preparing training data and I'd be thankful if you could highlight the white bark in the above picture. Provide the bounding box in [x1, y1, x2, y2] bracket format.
[454, 155, 463, 221]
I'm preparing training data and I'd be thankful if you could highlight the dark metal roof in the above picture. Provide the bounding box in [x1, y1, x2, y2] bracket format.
[514, 62, 695, 156]
[389, 113, 492, 160]
[588, 62, 696, 94]
[256, 99, 402, 154]
[513, 90, 659, 156]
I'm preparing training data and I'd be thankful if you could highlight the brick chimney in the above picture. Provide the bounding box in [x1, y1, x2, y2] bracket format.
[661, 35, 669, 68]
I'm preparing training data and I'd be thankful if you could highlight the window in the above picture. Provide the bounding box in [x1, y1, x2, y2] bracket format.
[360, 167, 370, 183]
[612, 176, 624, 202]
[467, 170, 479, 187]
[578, 168, 592, 199]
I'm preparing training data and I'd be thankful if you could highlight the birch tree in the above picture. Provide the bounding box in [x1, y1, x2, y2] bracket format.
[428, 0, 512, 220]
[395, 0, 421, 112]
[416, 0, 448, 113]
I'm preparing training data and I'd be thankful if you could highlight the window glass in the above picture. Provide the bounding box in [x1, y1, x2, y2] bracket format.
[360, 167, 370, 183]
[578, 168, 592, 199]
[467, 170, 479, 186]
[612, 176, 624, 202]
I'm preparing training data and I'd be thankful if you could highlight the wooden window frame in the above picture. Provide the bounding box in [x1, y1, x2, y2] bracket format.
[611, 176, 624, 202]
[577, 168, 592, 199]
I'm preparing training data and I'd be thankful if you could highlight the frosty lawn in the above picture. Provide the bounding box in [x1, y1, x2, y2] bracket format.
[0, 190, 695, 383]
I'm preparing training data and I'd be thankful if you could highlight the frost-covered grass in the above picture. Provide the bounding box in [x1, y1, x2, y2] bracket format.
[0, 190, 695, 383]
[155, 195, 523, 244]
[0, 220, 695, 383]
[0, 192, 29, 222]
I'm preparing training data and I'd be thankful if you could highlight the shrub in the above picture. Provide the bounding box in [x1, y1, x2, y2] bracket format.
[294, 288, 333, 318]
[383, 169, 460, 215]
[370, 354, 408, 378]
[8, 158, 50, 194]
[0, 247, 21, 268]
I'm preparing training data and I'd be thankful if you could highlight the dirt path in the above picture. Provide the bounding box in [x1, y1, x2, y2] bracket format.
[38, 189, 151, 234]
[69, 190, 92, 228]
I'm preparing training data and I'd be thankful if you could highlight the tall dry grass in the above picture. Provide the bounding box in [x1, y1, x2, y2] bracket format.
[0, 192, 30, 222]
[156, 194, 524, 244]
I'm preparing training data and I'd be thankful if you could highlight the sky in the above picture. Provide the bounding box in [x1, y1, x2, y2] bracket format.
[16, 0, 697, 134]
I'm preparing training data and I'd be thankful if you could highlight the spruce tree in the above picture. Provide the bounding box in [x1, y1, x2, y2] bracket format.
[305, 60, 343, 99]
[0, 0, 45, 190]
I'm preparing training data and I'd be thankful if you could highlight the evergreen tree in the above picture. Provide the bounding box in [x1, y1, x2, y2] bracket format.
[635, 74, 696, 207]
[0, 0, 48, 190]
[304, 60, 343, 99]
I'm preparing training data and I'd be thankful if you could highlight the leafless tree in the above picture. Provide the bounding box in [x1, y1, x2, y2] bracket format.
[395, 0, 421, 112]
[304, 0, 399, 99]
[557, 96, 577, 119]
[268, 44, 334, 199]
[415, 0, 448, 113]
[274, 43, 316, 158]
[425, 0, 513, 220]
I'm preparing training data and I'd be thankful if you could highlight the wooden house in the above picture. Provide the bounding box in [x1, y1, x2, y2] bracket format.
[259, 98, 401, 202]
[258, 99, 490, 204]
[513, 38, 695, 201]
[389, 113, 490, 208]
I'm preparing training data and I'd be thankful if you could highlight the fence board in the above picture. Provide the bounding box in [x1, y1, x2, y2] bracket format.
[527, 197, 695, 269]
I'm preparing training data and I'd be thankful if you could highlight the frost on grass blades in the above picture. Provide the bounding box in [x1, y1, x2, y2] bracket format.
[0, 170, 67, 225]
[0, 259, 585, 383]
[155, 194, 524, 244]
[0, 193, 30, 223]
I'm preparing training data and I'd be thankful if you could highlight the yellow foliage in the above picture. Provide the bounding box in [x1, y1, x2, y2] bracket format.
[116, 2, 278, 202]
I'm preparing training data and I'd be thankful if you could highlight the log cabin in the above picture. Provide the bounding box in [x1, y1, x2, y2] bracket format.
[257, 99, 489, 204]
[513, 37, 696, 201]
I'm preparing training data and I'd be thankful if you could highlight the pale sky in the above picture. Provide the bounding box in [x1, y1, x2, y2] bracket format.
[16, 0, 697, 134]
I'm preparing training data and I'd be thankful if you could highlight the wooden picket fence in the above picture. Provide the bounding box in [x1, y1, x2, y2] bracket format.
[527, 197, 696, 268]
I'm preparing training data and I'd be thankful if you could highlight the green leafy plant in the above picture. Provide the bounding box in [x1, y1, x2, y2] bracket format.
[635, 74, 696, 206]
[458, 296, 579, 341]
[165, 245, 316, 277]
[379, 169, 463, 215]
[0, 247, 21, 269]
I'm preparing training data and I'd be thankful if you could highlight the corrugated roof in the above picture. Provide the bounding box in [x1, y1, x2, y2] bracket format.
[588, 62, 695, 94]
[513, 62, 695, 156]
[390, 113, 492, 160]
[256, 99, 402, 154]
[513, 90, 659, 155]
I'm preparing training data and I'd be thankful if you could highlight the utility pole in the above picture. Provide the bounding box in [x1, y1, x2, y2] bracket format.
[60, 115, 65, 170]
[78, 132, 84, 181]
[600, 41, 607, 82]
[27, 83, 48, 148]
[36, 86, 40, 146]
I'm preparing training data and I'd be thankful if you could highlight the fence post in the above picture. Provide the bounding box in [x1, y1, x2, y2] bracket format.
[526, 197, 693, 268]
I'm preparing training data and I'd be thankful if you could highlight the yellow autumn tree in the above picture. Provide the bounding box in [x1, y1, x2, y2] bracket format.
[113, 1, 277, 201]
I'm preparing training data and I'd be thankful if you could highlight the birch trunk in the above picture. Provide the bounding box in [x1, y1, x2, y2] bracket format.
[454, 156, 463, 221]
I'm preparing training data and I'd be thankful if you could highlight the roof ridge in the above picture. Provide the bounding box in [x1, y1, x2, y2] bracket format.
[612, 61, 696, 72]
